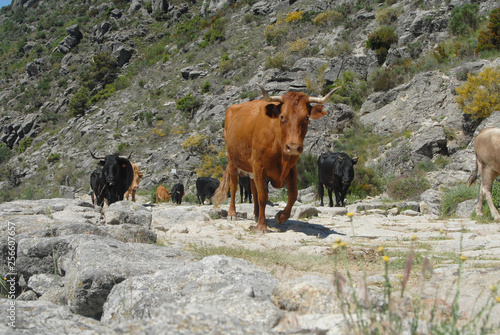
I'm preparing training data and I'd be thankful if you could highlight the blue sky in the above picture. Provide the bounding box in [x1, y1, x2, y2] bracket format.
[0, 0, 11, 8]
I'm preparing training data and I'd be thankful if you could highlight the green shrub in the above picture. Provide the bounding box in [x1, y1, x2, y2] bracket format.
[366, 26, 398, 65]
[296, 153, 318, 189]
[0, 143, 11, 164]
[264, 20, 289, 45]
[449, 3, 480, 36]
[328, 70, 369, 111]
[264, 52, 289, 70]
[46, 153, 61, 163]
[455, 67, 500, 119]
[117, 142, 131, 154]
[348, 165, 383, 202]
[313, 10, 343, 26]
[176, 93, 203, 118]
[375, 6, 401, 25]
[68, 86, 90, 117]
[201, 81, 211, 94]
[83, 52, 119, 90]
[200, 17, 226, 48]
[476, 8, 500, 53]
[440, 184, 477, 218]
[386, 172, 430, 201]
[138, 111, 154, 126]
[18, 137, 33, 153]
[174, 16, 207, 48]
[88, 84, 116, 105]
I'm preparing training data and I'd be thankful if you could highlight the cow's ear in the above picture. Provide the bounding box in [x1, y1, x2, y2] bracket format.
[265, 103, 282, 118]
[310, 105, 327, 119]
[352, 157, 358, 165]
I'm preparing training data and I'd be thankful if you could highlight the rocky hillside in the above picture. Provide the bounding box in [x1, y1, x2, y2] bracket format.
[0, 0, 499, 205]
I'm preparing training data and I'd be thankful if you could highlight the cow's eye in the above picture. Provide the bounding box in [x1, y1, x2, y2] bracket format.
[280, 115, 286, 123]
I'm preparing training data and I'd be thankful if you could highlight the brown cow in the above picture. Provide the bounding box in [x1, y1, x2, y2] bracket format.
[125, 163, 143, 202]
[156, 185, 171, 203]
[468, 127, 500, 221]
[213, 84, 340, 232]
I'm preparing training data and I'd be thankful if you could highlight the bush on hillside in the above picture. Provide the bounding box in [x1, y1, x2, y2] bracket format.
[0, 143, 11, 164]
[448, 3, 480, 36]
[455, 67, 500, 119]
[296, 153, 318, 189]
[386, 172, 430, 201]
[476, 8, 500, 53]
[18, 137, 33, 154]
[83, 52, 119, 90]
[366, 26, 398, 65]
[68, 86, 90, 117]
[176, 93, 203, 118]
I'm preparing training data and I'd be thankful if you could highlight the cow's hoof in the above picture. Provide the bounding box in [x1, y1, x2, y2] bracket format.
[275, 211, 288, 224]
[249, 225, 271, 233]
[227, 215, 237, 221]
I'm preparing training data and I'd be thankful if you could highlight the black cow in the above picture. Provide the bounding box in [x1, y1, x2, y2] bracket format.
[90, 167, 108, 207]
[317, 152, 358, 207]
[90, 151, 134, 206]
[239, 175, 252, 203]
[196, 177, 220, 205]
[171, 183, 184, 205]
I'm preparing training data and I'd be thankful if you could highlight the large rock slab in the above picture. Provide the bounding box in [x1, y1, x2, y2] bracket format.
[58, 235, 192, 318]
[102, 255, 282, 327]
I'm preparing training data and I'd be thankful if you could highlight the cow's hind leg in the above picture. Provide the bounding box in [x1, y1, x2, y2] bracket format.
[228, 169, 239, 221]
[480, 167, 500, 221]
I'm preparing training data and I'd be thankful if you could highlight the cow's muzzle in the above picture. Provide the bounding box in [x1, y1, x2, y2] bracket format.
[284, 143, 303, 155]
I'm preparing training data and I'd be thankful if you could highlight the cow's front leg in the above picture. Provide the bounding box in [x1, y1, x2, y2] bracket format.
[276, 166, 297, 224]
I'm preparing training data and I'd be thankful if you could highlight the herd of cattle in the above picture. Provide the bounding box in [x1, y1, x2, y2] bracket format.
[89, 84, 500, 230]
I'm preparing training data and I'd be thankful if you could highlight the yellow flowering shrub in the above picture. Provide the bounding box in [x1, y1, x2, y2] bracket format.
[455, 67, 500, 119]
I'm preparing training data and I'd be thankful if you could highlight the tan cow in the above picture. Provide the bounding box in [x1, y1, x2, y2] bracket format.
[156, 185, 171, 203]
[125, 163, 143, 202]
[214, 83, 340, 232]
[468, 127, 500, 220]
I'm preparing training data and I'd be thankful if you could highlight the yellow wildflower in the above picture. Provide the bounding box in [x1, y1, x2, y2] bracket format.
[383, 255, 390, 262]
[460, 255, 467, 261]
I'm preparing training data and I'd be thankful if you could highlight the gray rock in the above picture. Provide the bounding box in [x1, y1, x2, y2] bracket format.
[60, 235, 189, 318]
[271, 275, 340, 314]
[28, 273, 63, 296]
[102, 255, 282, 327]
[104, 201, 152, 227]
[0, 300, 115, 334]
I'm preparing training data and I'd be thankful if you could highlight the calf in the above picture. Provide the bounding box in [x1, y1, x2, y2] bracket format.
[196, 177, 220, 205]
[125, 163, 143, 202]
[90, 167, 108, 207]
[468, 127, 500, 221]
[239, 175, 252, 203]
[156, 185, 171, 203]
[317, 152, 358, 207]
[171, 183, 184, 205]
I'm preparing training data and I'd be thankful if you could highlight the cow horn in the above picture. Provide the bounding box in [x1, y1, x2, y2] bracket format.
[308, 86, 342, 104]
[257, 83, 282, 102]
[90, 150, 104, 160]
[119, 152, 132, 160]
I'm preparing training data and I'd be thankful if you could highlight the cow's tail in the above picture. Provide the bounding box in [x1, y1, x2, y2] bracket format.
[468, 154, 478, 187]
[213, 167, 230, 208]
